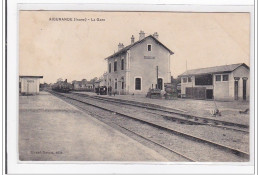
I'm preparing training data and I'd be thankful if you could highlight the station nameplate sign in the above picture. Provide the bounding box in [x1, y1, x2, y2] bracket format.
[144, 56, 155, 59]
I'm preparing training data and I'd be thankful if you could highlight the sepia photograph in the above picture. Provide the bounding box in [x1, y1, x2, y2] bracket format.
[18, 11, 251, 162]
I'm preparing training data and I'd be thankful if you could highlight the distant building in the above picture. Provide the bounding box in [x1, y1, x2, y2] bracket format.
[72, 79, 93, 91]
[99, 73, 108, 87]
[39, 82, 50, 90]
[105, 30, 174, 94]
[94, 80, 101, 88]
[178, 63, 249, 101]
[19, 76, 43, 95]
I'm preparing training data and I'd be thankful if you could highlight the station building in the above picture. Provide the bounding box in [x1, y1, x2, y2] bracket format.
[178, 63, 250, 101]
[105, 31, 174, 95]
[19, 76, 43, 95]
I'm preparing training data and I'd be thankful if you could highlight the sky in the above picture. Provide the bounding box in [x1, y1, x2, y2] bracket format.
[19, 11, 250, 83]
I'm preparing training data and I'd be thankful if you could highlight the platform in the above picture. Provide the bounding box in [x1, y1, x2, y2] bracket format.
[74, 91, 250, 126]
[19, 91, 168, 161]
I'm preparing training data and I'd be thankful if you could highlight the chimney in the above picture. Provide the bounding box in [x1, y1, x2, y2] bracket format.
[118, 43, 124, 51]
[139, 30, 145, 40]
[153, 32, 159, 39]
[131, 35, 135, 44]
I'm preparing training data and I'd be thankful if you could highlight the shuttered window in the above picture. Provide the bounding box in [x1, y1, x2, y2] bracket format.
[121, 59, 124, 70]
[114, 61, 117, 72]
[115, 79, 117, 89]
[122, 82, 124, 89]
[109, 63, 111, 73]
[135, 78, 141, 90]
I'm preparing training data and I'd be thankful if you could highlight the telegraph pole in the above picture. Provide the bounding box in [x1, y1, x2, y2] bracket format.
[156, 66, 159, 89]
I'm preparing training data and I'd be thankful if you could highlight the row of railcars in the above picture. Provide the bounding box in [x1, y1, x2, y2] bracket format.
[52, 80, 73, 93]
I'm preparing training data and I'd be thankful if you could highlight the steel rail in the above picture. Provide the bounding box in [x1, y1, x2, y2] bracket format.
[73, 92, 249, 133]
[52, 91, 250, 160]
[49, 90, 195, 162]
[73, 92, 249, 129]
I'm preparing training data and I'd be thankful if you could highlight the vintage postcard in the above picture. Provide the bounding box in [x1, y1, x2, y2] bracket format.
[18, 10, 251, 163]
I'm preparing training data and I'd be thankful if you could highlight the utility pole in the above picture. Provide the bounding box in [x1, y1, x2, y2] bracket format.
[156, 66, 159, 89]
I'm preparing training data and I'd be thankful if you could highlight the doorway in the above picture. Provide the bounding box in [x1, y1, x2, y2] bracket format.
[243, 79, 247, 100]
[158, 78, 163, 90]
[206, 89, 213, 99]
[234, 81, 238, 100]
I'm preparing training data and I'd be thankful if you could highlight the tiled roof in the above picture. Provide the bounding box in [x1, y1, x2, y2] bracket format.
[179, 63, 249, 77]
[105, 35, 174, 60]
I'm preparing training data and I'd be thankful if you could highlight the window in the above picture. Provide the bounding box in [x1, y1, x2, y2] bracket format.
[121, 59, 124, 70]
[115, 79, 117, 89]
[222, 75, 229, 81]
[109, 63, 111, 73]
[135, 78, 141, 90]
[182, 77, 187, 83]
[188, 77, 192, 82]
[215, 75, 221, 81]
[147, 44, 152, 51]
[122, 82, 124, 89]
[195, 74, 213, 85]
[114, 61, 117, 72]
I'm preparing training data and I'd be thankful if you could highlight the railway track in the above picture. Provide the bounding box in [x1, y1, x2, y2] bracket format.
[72, 92, 249, 133]
[49, 90, 249, 162]
[49, 90, 194, 161]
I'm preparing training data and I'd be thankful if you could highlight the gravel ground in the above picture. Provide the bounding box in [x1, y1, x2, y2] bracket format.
[61, 93, 249, 162]
[70, 93, 249, 153]
[116, 117, 247, 162]
[19, 92, 169, 161]
[75, 91, 250, 126]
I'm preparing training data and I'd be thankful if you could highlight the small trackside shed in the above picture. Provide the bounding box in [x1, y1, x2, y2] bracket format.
[19, 76, 43, 95]
[178, 63, 249, 101]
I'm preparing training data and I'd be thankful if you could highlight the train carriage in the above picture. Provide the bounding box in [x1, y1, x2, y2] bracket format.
[95, 86, 107, 95]
[52, 79, 73, 93]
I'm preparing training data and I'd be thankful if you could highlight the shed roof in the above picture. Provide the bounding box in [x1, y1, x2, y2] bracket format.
[179, 63, 249, 77]
[19, 75, 43, 78]
[105, 35, 174, 60]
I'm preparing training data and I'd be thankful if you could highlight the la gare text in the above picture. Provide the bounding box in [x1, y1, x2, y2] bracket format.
[49, 17, 106, 22]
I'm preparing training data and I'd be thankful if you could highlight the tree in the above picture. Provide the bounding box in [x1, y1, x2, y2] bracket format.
[90, 77, 98, 84]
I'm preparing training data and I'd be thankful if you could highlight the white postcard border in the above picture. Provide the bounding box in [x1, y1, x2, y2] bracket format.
[6, 1, 256, 174]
